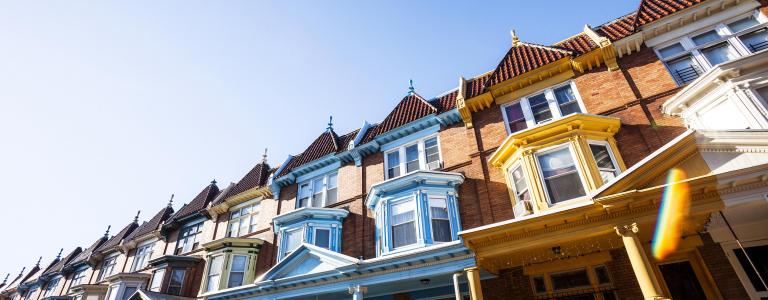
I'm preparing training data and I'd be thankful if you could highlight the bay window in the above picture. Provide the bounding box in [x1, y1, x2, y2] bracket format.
[98, 255, 118, 281]
[227, 202, 260, 237]
[589, 142, 620, 183]
[391, 199, 417, 248]
[175, 223, 202, 255]
[273, 207, 347, 261]
[167, 269, 185, 295]
[428, 197, 452, 243]
[206, 256, 223, 292]
[227, 256, 248, 288]
[656, 11, 767, 85]
[501, 82, 584, 134]
[297, 172, 338, 208]
[149, 269, 164, 292]
[536, 145, 586, 204]
[384, 135, 442, 179]
[130, 242, 155, 271]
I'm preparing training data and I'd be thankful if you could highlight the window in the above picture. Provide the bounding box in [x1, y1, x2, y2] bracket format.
[283, 228, 303, 258]
[121, 287, 137, 300]
[206, 256, 224, 292]
[501, 82, 583, 134]
[175, 223, 202, 255]
[313, 228, 331, 249]
[130, 242, 155, 271]
[24, 288, 37, 300]
[167, 269, 185, 296]
[589, 142, 620, 183]
[532, 266, 616, 299]
[507, 164, 530, 202]
[391, 199, 417, 248]
[227, 202, 261, 237]
[227, 256, 248, 288]
[296, 172, 338, 208]
[536, 145, 586, 204]
[733, 245, 768, 292]
[550, 269, 591, 291]
[149, 269, 164, 292]
[384, 136, 441, 179]
[43, 277, 60, 297]
[98, 255, 118, 281]
[428, 197, 452, 243]
[70, 269, 87, 289]
[656, 12, 767, 85]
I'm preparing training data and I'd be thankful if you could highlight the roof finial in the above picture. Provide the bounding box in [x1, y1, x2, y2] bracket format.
[35, 256, 42, 267]
[262, 148, 268, 164]
[17, 267, 25, 277]
[104, 225, 111, 238]
[56, 248, 63, 260]
[327, 116, 333, 131]
[134, 210, 141, 223]
[167, 194, 174, 208]
[210, 179, 217, 185]
[511, 29, 520, 46]
[3, 273, 9, 284]
[408, 79, 415, 95]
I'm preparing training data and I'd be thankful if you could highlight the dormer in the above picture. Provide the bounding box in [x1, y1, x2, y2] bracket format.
[489, 114, 625, 217]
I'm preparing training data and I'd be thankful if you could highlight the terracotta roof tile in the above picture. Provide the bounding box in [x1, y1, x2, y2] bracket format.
[485, 43, 572, 88]
[596, 12, 638, 41]
[555, 33, 598, 55]
[225, 162, 272, 199]
[466, 73, 491, 98]
[169, 183, 220, 221]
[96, 221, 138, 253]
[431, 90, 458, 112]
[635, 0, 704, 26]
[278, 128, 359, 177]
[360, 93, 437, 144]
[124, 206, 174, 242]
[42, 248, 82, 276]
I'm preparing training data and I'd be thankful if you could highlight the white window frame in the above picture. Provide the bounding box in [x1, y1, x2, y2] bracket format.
[383, 134, 442, 180]
[205, 255, 224, 292]
[587, 140, 621, 183]
[149, 269, 165, 292]
[282, 227, 305, 258]
[130, 241, 155, 272]
[534, 143, 588, 206]
[98, 254, 118, 281]
[655, 10, 768, 85]
[226, 255, 248, 289]
[175, 222, 202, 255]
[389, 197, 418, 249]
[722, 240, 768, 299]
[312, 227, 332, 249]
[70, 269, 87, 288]
[427, 195, 453, 243]
[296, 172, 338, 208]
[227, 201, 261, 237]
[507, 163, 530, 203]
[500, 81, 586, 134]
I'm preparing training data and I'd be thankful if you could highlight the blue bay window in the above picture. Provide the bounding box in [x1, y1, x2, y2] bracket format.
[273, 207, 349, 261]
[366, 170, 464, 256]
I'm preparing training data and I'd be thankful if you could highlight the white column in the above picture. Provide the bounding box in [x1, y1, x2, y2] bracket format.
[348, 285, 367, 300]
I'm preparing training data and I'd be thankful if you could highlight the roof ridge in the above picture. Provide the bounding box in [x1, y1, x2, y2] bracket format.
[517, 41, 574, 55]
[597, 10, 638, 29]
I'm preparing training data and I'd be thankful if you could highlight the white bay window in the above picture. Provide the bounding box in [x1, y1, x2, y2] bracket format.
[501, 82, 584, 134]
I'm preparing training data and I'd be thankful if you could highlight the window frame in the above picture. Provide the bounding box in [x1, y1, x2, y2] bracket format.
[227, 255, 249, 289]
[282, 227, 305, 258]
[166, 268, 185, 296]
[312, 227, 332, 250]
[70, 269, 87, 289]
[427, 195, 452, 243]
[530, 265, 615, 296]
[98, 254, 118, 281]
[296, 172, 339, 208]
[383, 134, 442, 180]
[227, 201, 261, 237]
[175, 222, 202, 255]
[722, 239, 768, 298]
[500, 81, 586, 135]
[506, 162, 530, 203]
[149, 269, 165, 292]
[389, 197, 419, 249]
[655, 10, 768, 85]
[534, 143, 588, 206]
[205, 255, 224, 293]
[587, 140, 621, 184]
[130, 241, 155, 272]
[42, 277, 60, 298]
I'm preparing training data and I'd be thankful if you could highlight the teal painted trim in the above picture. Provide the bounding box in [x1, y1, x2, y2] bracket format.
[446, 193, 460, 240]
[295, 161, 341, 183]
[380, 124, 440, 152]
[419, 191, 433, 244]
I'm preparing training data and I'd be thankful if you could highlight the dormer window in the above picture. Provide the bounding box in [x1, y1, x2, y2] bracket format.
[273, 208, 348, 261]
[297, 172, 338, 208]
[98, 254, 118, 281]
[384, 135, 441, 179]
[536, 145, 587, 204]
[227, 201, 260, 237]
[130, 241, 155, 272]
[70, 269, 87, 289]
[501, 82, 584, 134]
[175, 222, 202, 255]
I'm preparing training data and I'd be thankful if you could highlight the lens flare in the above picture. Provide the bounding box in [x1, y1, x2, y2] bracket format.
[652, 168, 691, 261]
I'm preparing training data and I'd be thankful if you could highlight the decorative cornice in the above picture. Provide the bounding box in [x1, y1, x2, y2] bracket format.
[272, 207, 349, 232]
[365, 170, 465, 209]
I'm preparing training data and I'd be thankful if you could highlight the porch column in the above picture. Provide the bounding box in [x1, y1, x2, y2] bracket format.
[615, 223, 665, 300]
[465, 267, 484, 300]
[348, 285, 367, 300]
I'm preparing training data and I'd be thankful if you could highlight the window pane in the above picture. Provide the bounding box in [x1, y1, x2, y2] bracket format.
[168, 269, 185, 295]
[538, 147, 585, 203]
[327, 173, 337, 189]
[284, 229, 303, 257]
[528, 93, 552, 123]
[590, 144, 618, 182]
[311, 178, 324, 207]
[532, 276, 547, 294]
[702, 42, 738, 65]
[391, 200, 416, 248]
[298, 183, 310, 208]
[391, 200, 415, 224]
[692, 30, 722, 46]
[509, 165, 530, 201]
[658, 43, 686, 58]
[504, 102, 528, 133]
[231, 256, 247, 272]
[405, 144, 420, 173]
[424, 137, 440, 165]
[387, 151, 401, 178]
[314, 229, 331, 249]
[667, 55, 702, 84]
[122, 287, 136, 300]
[740, 28, 768, 53]
[550, 269, 591, 291]
[150, 269, 165, 292]
[554, 85, 581, 116]
[227, 256, 247, 288]
[733, 245, 768, 292]
[594, 266, 611, 284]
[429, 198, 451, 242]
[728, 16, 759, 33]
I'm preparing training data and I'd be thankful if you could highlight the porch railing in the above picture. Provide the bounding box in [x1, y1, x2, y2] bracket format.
[534, 287, 617, 300]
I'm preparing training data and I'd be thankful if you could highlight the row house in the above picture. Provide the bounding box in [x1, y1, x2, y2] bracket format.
[4, 0, 768, 299]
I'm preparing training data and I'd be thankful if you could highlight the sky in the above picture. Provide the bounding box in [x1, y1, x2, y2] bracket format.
[0, 1, 638, 277]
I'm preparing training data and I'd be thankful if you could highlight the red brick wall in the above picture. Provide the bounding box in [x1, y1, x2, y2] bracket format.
[697, 233, 750, 299]
[607, 249, 644, 300]
[482, 267, 535, 300]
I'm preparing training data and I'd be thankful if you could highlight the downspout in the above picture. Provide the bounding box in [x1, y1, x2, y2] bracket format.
[452, 271, 463, 300]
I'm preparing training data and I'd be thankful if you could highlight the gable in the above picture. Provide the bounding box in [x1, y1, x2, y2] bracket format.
[260, 244, 357, 281]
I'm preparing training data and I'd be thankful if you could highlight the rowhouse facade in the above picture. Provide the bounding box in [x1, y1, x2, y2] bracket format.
[3, 0, 768, 299]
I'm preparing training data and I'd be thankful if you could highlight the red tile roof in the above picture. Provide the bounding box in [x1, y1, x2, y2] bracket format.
[124, 206, 174, 242]
[484, 43, 573, 88]
[360, 93, 437, 144]
[278, 128, 360, 177]
[635, 0, 704, 26]
[466, 73, 491, 98]
[431, 90, 458, 113]
[226, 162, 272, 199]
[169, 183, 220, 222]
[555, 33, 598, 55]
[42, 248, 82, 276]
[596, 12, 638, 42]
[95, 221, 138, 252]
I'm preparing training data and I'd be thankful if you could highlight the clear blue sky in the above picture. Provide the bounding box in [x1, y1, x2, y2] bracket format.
[0, 1, 637, 276]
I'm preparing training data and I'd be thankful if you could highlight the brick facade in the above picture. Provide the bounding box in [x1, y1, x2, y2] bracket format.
[698, 233, 751, 299]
